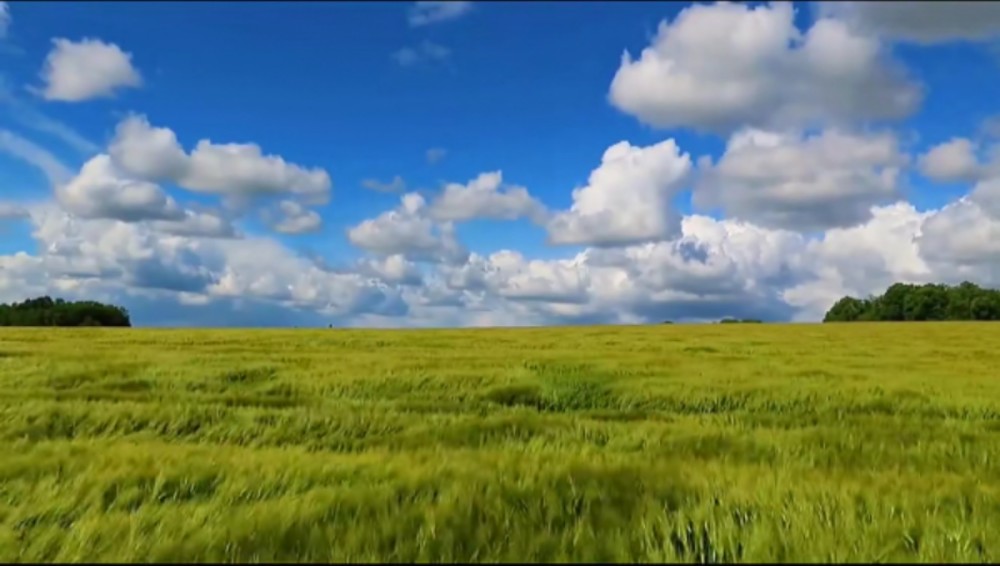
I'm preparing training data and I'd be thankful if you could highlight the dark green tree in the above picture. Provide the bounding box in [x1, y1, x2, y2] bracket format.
[903, 284, 949, 321]
[971, 293, 1000, 320]
[0, 296, 131, 327]
[946, 281, 981, 320]
[823, 296, 866, 322]
[824, 282, 1000, 323]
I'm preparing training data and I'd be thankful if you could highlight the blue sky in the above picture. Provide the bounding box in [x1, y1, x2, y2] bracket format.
[2, 1, 1000, 327]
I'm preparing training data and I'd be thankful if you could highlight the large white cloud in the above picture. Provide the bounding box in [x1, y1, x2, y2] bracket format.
[608, 2, 921, 133]
[202, 237, 404, 316]
[347, 193, 468, 264]
[918, 199, 1000, 282]
[429, 171, 547, 224]
[696, 128, 907, 231]
[108, 115, 332, 201]
[783, 202, 931, 319]
[436, 197, 1000, 326]
[264, 200, 322, 235]
[784, 192, 1000, 319]
[918, 138, 985, 183]
[439, 213, 813, 324]
[6, 192, 1000, 326]
[37, 38, 142, 102]
[585, 215, 809, 322]
[547, 139, 692, 246]
[57, 155, 184, 222]
[2, 122, 240, 240]
[355, 255, 424, 287]
[444, 250, 591, 304]
[0, 204, 403, 321]
[970, 176, 1000, 218]
[151, 209, 237, 239]
[821, 1, 1000, 44]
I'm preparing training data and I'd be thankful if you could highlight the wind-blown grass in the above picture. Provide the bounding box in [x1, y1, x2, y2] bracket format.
[1, 323, 998, 562]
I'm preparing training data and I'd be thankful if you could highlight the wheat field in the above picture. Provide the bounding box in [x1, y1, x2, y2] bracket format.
[1, 323, 998, 562]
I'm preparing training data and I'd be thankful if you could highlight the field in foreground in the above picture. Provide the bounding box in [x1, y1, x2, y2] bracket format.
[1, 324, 999, 562]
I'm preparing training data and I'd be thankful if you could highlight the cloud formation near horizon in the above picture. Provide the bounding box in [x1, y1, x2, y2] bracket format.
[2, 1, 1000, 327]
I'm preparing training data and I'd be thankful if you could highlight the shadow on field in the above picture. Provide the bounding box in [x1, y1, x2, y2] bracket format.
[46, 363, 148, 392]
[0, 350, 28, 358]
[220, 366, 278, 386]
[482, 362, 624, 413]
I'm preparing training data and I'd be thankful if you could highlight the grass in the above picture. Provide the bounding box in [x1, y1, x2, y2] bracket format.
[1, 323, 999, 562]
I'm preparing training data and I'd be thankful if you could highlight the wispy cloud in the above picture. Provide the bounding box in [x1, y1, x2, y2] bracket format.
[0, 129, 74, 186]
[9, 105, 98, 155]
[426, 148, 447, 165]
[392, 41, 451, 67]
[983, 115, 1000, 139]
[0, 82, 99, 155]
[0, 202, 28, 219]
[362, 175, 407, 193]
[408, 1, 473, 27]
[0, 2, 10, 39]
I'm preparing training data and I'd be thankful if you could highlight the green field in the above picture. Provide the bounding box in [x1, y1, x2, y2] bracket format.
[1, 324, 999, 562]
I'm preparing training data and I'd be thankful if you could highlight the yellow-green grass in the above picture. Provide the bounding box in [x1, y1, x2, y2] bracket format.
[1, 323, 999, 562]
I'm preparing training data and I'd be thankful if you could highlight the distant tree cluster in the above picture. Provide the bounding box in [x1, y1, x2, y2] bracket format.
[0, 296, 131, 327]
[824, 282, 1000, 322]
[660, 318, 763, 325]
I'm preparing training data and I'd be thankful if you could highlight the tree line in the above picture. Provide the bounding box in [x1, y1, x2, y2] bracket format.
[0, 296, 132, 327]
[824, 282, 1000, 322]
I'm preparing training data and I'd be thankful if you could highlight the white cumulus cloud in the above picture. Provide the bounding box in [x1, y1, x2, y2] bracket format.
[608, 2, 921, 133]
[918, 199, 1000, 281]
[347, 193, 468, 264]
[108, 115, 332, 201]
[355, 255, 424, 287]
[38, 38, 142, 102]
[430, 171, 547, 224]
[53, 154, 237, 238]
[0, 204, 402, 321]
[696, 128, 907, 231]
[547, 139, 692, 247]
[918, 138, 988, 183]
[264, 200, 322, 235]
[822, 1, 1000, 44]
[58, 155, 184, 222]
